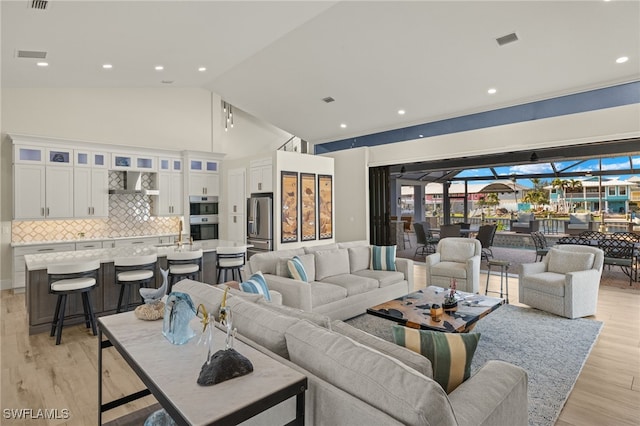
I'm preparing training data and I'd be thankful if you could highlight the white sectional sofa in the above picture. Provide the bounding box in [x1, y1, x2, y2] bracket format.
[173, 279, 529, 426]
[245, 241, 413, 320]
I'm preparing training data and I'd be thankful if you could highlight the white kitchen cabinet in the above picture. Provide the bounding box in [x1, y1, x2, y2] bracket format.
[13, 243, 76, 289]
[227, 168, 246, 243]
[14, 164, 74, 219]
[75, 241, 105, 250]
[74, 168, 109, 218]
[189, 159, 218, 173]
[112, 237, 161, 247]
[249, 158, 273, 193]
[189, 173, 219, 196]
[154, 172, 183, 215]
[159, 157, 183, 173]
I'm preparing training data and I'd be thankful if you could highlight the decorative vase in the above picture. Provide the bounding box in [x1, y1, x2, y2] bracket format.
[162, 292, 196, 345]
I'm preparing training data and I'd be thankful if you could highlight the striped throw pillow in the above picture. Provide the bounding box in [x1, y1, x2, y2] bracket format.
[239, 271, 271, 302]
[287, 256, 308, 282]
[391, 325, 480, 393]
[370, 245, 397, 271]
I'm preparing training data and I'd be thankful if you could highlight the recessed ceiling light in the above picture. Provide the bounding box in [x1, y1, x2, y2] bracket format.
[419, 134, 424, 138]
[198, 67, 207, 72]
[340, 123, 347, 128]
[36, 62, 48, 67]
[616, 56, 629, 64]
[487, 88, 497, 94]
[161, 80, 174, 84]
[102, 64, 113, 69]
[155, 65, 164, 71]
[398, 109, 406, 115]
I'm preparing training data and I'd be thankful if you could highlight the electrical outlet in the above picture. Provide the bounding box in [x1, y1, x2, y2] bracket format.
[2, 224, 10, 235]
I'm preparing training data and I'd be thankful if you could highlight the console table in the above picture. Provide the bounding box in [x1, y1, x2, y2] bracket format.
[98, 312, 307, 425]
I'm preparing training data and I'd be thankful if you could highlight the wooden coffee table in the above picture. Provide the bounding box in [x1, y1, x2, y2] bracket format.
[367, 286, 504, 333]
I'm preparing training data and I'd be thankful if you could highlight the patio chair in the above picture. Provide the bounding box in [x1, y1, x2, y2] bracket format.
[519, 245, 604, 319]
[598, 238, 637, 285]
[425, 237, 482, 293]
[530, 231, 551, 262]
[475, 224, 497, 261]
[566, 213, 594, 235]
[413, 222, 439, 258]
[510, 212, 540, 234]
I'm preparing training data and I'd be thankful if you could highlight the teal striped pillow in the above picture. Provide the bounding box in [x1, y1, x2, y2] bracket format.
[392, 325, 480, 393]
[240, 271, 271, 302]
[287, 256, 308, 282]
[369, 245, 397, 271]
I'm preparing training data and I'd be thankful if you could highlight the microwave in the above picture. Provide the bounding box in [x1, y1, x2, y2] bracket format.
[189, 196, 218, 216]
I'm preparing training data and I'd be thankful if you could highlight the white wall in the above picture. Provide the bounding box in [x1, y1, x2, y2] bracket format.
[325, 104, 640, 242]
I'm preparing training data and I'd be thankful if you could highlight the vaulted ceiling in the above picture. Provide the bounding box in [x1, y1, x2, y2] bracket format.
[2, 1, 639, 145]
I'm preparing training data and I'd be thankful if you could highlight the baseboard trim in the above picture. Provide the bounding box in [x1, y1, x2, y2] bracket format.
[0, 279, 13, 291]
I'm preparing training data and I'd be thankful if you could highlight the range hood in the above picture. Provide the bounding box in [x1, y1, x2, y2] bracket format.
[108, 171, 159, 195]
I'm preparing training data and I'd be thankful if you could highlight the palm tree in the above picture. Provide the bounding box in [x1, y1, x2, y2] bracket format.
[551, 178, 569, 212]
[566, 179, 583, 212]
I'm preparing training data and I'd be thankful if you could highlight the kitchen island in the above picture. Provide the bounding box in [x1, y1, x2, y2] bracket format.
[23, 240, 249, 335]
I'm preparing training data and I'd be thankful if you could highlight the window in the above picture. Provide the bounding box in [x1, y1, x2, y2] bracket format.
[619, 186, 627, 196]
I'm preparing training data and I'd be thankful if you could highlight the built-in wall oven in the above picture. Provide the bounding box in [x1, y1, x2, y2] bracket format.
[189, 196, 219, 241]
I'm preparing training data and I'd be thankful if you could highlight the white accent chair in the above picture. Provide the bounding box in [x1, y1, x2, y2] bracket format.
[425, 237, 482, 293]
[519, 245, 604, 319]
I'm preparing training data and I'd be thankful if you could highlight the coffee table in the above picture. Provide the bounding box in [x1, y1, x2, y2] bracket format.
[367, 286, 504, 333]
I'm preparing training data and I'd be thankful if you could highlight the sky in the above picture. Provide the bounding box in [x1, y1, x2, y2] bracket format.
[455, 155, 640, 188]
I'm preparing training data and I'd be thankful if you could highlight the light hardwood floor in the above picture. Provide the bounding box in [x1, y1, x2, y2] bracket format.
[1, 267, 639, 425]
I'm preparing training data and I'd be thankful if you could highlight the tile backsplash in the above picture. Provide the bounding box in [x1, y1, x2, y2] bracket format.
[12, 171, 182, 243]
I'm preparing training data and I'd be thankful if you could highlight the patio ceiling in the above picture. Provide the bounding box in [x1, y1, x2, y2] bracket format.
[391, 138, 640, 183]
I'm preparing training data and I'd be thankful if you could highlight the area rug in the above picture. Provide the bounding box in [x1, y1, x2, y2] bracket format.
[345, 304, 603, 426]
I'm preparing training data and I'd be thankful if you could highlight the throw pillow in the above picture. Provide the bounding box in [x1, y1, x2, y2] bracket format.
[392, 325, 480, 393]
[287, 255, 309, 282]
[369, 245, 397, 271]
[239, 271, 271, 302]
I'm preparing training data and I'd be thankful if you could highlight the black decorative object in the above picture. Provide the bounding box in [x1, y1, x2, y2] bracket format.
[197, 348, 254, 386]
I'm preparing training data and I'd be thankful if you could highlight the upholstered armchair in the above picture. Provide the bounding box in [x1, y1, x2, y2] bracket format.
[519, 245, 604, 319]
[509, 212, 540, 234]
[565, 213, 594, 235]
[425, 237, 482, 293]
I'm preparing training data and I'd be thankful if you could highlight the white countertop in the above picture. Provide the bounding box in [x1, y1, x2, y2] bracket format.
[24, 239, 250, 271]
[11, 233, 179, 248]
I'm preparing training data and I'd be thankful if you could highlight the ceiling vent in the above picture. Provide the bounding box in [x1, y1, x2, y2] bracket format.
[30, 0, 48, 10]
[322, 97, 335, 103]
[16, 50, 47, 59]
[496, 32, 519, 46]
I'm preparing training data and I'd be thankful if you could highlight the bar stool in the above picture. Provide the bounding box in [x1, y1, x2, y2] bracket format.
[48, 259, 101, 345]
[216, 246, 246, 283]
[114, 253, 157, 313]
[485, 259, 511, 303]
[167, 248, 203, 293]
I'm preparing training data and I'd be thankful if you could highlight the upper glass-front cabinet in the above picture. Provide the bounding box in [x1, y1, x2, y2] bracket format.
[111, 153, 157, 171]
[189, 159, 218, 173]
[75, 150, 110, 168]
[159, 157, 182, 172]
[14, 146, 45, 164]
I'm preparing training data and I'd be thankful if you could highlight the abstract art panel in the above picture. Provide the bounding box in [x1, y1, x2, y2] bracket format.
[300, 173, 316, 241]
[318, 174, 333, 239]
[281, 171, 298, 243]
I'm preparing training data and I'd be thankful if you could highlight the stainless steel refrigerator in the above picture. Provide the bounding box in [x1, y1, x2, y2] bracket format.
[247, 193, 273, 258]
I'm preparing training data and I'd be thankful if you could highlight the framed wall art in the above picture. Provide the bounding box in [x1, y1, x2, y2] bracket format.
[318, 174, 333, 240]
[300, 173, 316, 241]
[281, 171, 298, 243]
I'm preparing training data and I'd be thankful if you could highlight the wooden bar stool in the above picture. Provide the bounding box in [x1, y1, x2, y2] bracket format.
[167, 248, 203, 292]
[114, 253, 157, 313]
[216, 247, 246, 283]
[48, 259, 101, 345]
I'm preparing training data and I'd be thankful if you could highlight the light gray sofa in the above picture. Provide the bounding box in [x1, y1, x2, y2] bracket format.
[174, 279, 529, 426]
[245, 241, 413, 320]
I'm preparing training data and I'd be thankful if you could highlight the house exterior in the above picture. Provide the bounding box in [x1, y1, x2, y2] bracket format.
[546, 177, 640, 214]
